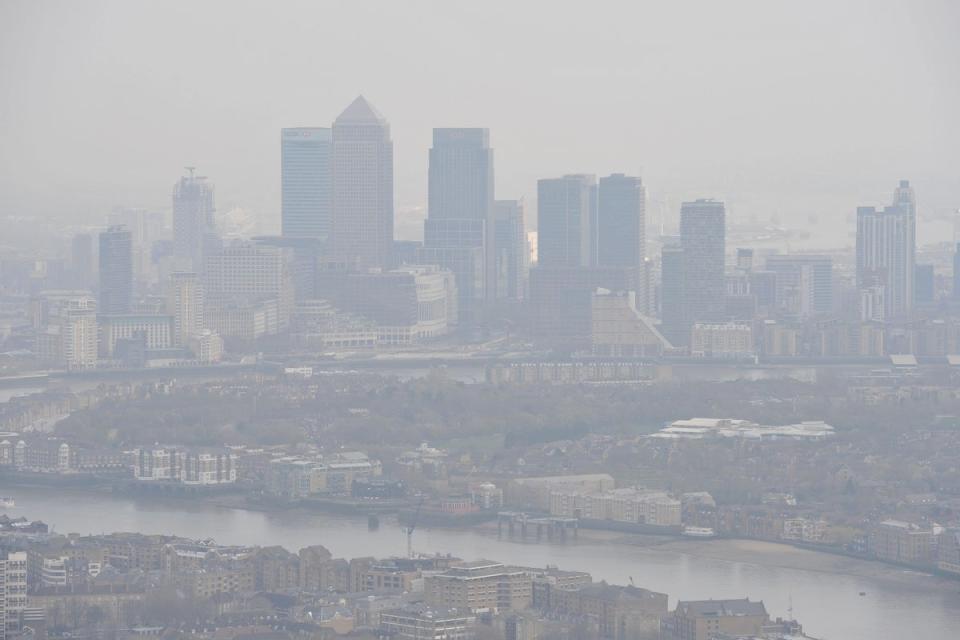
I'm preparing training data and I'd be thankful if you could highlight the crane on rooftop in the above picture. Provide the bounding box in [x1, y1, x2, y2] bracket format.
[406, 495, 425, 559]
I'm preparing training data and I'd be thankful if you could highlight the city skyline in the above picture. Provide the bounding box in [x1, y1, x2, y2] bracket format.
[2, 1, 959, 240]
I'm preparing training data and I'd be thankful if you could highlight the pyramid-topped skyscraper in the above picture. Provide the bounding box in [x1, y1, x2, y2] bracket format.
[330, 96, 394, 270]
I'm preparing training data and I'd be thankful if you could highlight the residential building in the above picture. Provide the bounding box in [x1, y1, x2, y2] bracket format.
[281, 127, 332, 238]
[165, 271, 204, 347]
[869, 520, 934, 564]
[1, 552, 28, 638]
[680, 199, 726, 336]
[547, 582, 667, 640]
[856, 180, 917, 318]
[132, 447, 237, 485]
[98, 226, 133, 315]
[662, 599, 769, 640]
[424, 561, 532, 612]
[690, 322, 754, 358]
[330, 96, 394, 270]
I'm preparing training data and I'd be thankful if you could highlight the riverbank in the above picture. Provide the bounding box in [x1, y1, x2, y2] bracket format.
[4, 479, 953, 589]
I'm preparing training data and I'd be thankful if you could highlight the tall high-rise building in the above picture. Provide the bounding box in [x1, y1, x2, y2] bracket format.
[1, 551, 28, 639]
[954, 243, 960, 301]
[536, 174, 596, 268]
[894, 179, 917, 304]
[422, 128, 494, 317]
[330, 96, 394, 270]
[856, 182, 916, 318]
[596, 174, 645, 268]
[166, 271, 204, 347]
[70, 233, 95, 288]
[493, 199, 529, 300]
[62, 298, 98, 371]
[659, 238, 684, 347]
[914, 264, 935, 305]
[281, 127, 332, 238]
[428, 128, 494, 224]
[98, 226, 133, 315]
[173, 168, 217, 271]
[679, 199, 726, 335]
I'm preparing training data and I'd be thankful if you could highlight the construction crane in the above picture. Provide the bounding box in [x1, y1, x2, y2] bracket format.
[405, 495, 425, 559]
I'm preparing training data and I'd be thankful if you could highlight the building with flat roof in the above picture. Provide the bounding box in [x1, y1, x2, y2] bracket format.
[379, 605, 476, 640]
[424, 561, 532, 613]
[281, 127, 332, 238]
[662, 598, 769, 640]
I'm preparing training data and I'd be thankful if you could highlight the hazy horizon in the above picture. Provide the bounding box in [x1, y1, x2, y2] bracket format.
[2, 0, 959, 242]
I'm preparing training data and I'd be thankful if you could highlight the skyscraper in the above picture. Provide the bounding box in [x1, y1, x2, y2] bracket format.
[493, 199, 529, 300]
[856, 181, 916, 318]
[70, 233, 95, 288]
[173, 168, 217, 271]
[422, 128, 494, 317]
[330, 96, 393, 270]
[98, 226, 133, 315]
[596, 174, 645, 268]
[679, 199, 726, 338]
[659, 237, 685, 347]
[281, 127, 332, 238]
[536, 174, 596, 268]
[914, 264, 934, 305]
[894, 179, 917, 306]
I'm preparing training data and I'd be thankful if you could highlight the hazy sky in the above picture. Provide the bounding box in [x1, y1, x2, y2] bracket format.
[1, 0, 958, 242]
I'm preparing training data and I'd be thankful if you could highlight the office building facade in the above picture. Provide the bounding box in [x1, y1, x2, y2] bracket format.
[281, 127, 332, 238]
[330, 96, 394, 270]
[596, 173, 645, 268]
[537, 175, 596, 268]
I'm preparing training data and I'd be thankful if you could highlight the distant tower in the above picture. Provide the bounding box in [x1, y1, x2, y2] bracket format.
[98, 226, 133, 315]
[493, 199, 529, 300]
[596, 174, 645, 269]
[166, 271, 204, 347]
[680, 199, 726, 329]
[953, 243, 960, 301]
[420, 128, 494, 319]
[330, 96, 394, 270]
[281, 127, 332, 238]
[856, 180, 916, 318]
[536, 174, 596, 268]
[172, 168, 217, 271]
[70, 233, 95, 288]
[660, 237, 685, 347]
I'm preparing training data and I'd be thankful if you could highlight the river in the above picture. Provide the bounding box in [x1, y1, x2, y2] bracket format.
[3, 486, 958, 640]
